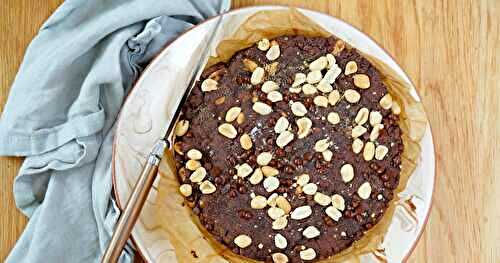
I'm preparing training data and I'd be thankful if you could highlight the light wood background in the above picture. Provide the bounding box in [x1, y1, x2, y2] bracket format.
[1, 0, 498, 262]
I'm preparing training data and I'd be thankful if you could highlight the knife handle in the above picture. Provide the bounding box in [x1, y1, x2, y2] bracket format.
[102, 140, 167, 263]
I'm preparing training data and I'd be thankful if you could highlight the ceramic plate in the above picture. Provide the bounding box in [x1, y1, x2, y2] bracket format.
[112, 6, 435, 262]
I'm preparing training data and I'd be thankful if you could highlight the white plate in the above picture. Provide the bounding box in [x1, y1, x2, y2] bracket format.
[112, 6, 435, 262]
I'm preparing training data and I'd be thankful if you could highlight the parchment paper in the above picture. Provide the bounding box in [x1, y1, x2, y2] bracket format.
[154, 8, 427, 263]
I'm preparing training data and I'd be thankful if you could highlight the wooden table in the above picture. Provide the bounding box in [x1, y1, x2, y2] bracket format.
[1, 0, 498, 262]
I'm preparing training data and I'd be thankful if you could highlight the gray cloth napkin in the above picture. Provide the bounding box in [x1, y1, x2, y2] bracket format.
[0, 0, 229, 262]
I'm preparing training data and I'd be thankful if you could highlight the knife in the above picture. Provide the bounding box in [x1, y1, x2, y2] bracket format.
[101, 4, 228, 262]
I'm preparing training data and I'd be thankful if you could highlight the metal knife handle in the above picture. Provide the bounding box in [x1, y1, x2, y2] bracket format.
[101, 140, 167, 263]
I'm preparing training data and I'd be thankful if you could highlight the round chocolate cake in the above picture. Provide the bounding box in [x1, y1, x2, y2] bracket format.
[173, 35, 403, 262]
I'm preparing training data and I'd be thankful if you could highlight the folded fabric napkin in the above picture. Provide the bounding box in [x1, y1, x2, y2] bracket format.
[0, 0, 229, 262]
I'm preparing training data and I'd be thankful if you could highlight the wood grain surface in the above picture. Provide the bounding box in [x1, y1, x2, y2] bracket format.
[1, 0, 498, 262]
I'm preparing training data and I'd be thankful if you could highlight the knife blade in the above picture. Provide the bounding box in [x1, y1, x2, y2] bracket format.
[162, 12, 227, 145]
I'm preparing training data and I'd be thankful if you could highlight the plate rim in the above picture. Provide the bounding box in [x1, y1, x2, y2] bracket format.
[111, 5, 436, 262]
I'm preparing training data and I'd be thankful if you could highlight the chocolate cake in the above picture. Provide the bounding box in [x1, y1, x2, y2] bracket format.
[173, 35, 403, 262]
